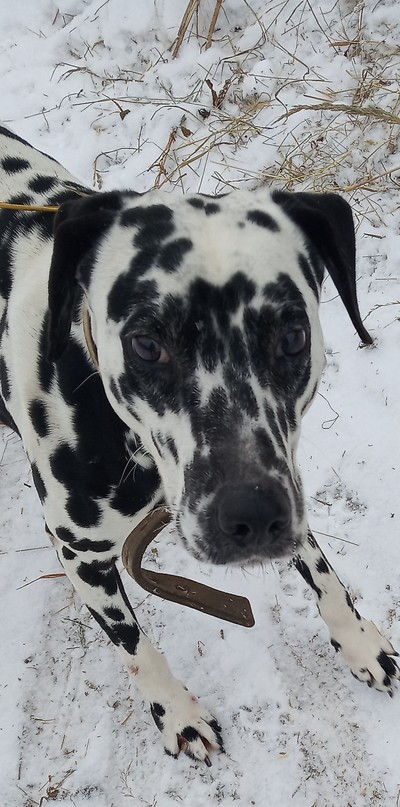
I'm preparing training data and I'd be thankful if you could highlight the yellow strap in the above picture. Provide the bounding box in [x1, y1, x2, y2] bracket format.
[0, 202, 59, 213]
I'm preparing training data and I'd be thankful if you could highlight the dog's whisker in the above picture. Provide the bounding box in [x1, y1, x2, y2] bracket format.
[72, 369, 101, 393]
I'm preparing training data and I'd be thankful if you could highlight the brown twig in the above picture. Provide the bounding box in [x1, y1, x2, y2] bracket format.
[274, 101, 400, 127]
[17, 572, 66, 590]
[205, 0, 223, 50]
[148, 127, 178, 188]
[170, 0, 200, 59]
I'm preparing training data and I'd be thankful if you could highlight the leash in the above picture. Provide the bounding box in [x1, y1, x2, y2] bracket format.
[121, 508, 255, 628]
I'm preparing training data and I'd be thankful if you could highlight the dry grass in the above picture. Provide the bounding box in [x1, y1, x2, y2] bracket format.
[48, 0, 400, 216]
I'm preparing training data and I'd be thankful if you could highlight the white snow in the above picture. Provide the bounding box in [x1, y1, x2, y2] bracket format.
[1, 1, 400, 805]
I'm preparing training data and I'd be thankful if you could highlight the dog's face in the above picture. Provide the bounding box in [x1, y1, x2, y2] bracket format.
[48, 188, 371, 565]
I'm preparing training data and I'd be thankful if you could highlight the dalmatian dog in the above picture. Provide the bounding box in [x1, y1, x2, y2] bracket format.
[0, 125, 398, 766]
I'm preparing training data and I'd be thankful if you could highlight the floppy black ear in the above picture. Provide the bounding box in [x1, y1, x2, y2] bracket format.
[272, 190, 372, 345]
[47, 192, 122, 361]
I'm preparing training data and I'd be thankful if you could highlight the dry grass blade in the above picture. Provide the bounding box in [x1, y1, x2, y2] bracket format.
[17, 572, 65, 590]
[148, 127, 179, 188]
[205, 0, 223, 50]
[274, 101, 400, 127]
[170, 0, 200, 59]
[342, 163, 400, 193]
[152, 110, 261, 190]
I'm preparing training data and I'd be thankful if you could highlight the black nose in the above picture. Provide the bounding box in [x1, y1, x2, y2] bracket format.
[216, 482, 291, 551]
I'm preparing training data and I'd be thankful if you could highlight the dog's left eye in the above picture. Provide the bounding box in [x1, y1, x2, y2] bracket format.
[278, 328, 307, 357]
[131, 335, 170, 364]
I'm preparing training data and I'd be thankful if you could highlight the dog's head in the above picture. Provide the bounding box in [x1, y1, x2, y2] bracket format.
[47, 188, 371, 565]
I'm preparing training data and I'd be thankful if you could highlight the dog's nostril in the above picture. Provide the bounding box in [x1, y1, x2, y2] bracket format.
[269, 518, 289, 541]
[233, 523, 251, 539]
[270, 518, 289, 533]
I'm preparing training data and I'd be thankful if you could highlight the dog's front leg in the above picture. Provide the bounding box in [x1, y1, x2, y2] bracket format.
[52, 535, 223, 764]
[293, 531, 399, 694]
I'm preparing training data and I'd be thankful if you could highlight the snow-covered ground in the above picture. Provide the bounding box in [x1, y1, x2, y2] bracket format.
[1, 1, 400, 804]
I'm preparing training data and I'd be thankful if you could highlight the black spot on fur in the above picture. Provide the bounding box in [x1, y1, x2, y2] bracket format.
[66, 492, 102, 528]
[294, 556, 322, 599]
[120, 205, 174, 248]
[29, 399, 50, 438]
[253, 427, 285, 471]
[223, 364, 259, 418]
[316, 556, 330, 574]
[0, 220, 14, 300]
[108, 266, 158, 322]
[263, 402, 285, 451]
[331, 639, 341, 652]
[58, 527, 113, 554]
[28, 174, 57, 194]
[104, 606, 125, 622]
[87, 606, 112, 636]
[62, 546, 77, 561]
[112, 622, 141, 654]
[377, 650, 398, 678]
[158, 238, 193, 272]
[50, 442, 102, 528]
[109, 378, 122, 403]
[86, 605, 133, 651]
[228, 327, 250, 376]
[345, 591, 354, 611]
[88, 604, 139, 656]
[2, 156, 31, 173]
[0, 355, 11, 399]
[276, 404, 289, 439]
[247, 210, 280, 231]
[89, 596, 140, 653]
[31, 462, 47, 503]
[196, 387, 232, 439]
[205, 202, 220, 215]
[0, 309, 8, 342]
[188, 273, 256, 338]
[0, 394, 18, 432]
[56, 526, 76, 544]
[298, 253, 319, 299]
[187, 197, 204, 209]
[73, 538, 115, 553]
[77, 560, 118, 597]
[181, 726, 200, 742]
[7, 193, 34, 207]
[38, 313, 56, 392]
[263, 273, 304, 307]
[151, 702, 165, 732]
[166, 436, 179, 463]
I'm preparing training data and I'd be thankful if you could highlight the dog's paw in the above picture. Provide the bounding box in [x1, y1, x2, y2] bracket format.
[150, 685, 223, 765]
[331, 616, 400, 695]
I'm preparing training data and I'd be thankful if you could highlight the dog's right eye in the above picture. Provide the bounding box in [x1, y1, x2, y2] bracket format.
[131, 335, 170, 364]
